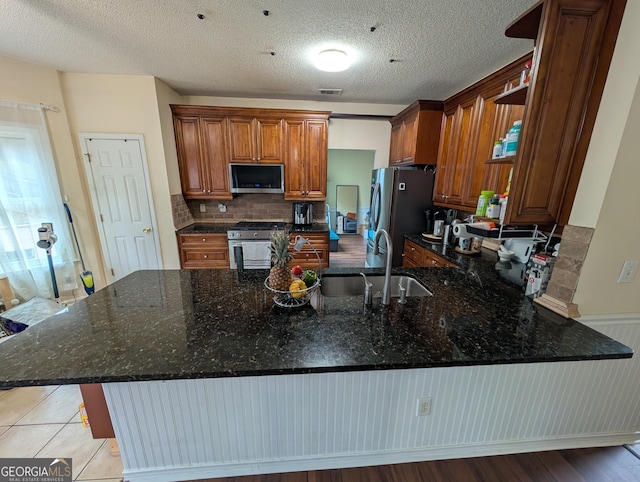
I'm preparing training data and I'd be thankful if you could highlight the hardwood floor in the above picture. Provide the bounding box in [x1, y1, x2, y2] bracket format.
[329, 233, 367, 268]
[198, 446, 640, 481]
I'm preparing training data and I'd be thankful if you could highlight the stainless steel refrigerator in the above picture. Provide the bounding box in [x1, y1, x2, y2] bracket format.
[366, 166, 435, 267]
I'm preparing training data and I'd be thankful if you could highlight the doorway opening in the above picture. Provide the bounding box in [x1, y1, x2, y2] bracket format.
[327, 149, 374, 267]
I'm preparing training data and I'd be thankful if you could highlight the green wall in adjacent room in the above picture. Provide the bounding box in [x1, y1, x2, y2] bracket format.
[326, 149, 375, 210]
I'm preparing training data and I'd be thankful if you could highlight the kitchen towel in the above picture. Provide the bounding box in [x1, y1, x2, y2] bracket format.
[452, 223, 472, 238]
[241, 241, 271, 261]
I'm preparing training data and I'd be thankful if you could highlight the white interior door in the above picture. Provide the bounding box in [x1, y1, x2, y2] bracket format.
[81, 134, 161, 284]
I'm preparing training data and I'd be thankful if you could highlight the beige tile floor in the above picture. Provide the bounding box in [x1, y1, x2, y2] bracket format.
[0, 384, 123, 482]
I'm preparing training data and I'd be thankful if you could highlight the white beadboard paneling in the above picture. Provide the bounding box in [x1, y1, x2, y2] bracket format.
[103, 315, 640, 482]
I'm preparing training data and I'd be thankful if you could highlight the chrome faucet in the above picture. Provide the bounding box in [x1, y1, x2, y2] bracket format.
[373, 229, 393, 305]
[360, 272, 373, 306]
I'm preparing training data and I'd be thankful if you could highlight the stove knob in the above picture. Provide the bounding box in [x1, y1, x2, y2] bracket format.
[253, 232, 258, 237]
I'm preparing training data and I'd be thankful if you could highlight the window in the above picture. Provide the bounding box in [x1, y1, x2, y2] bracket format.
[0, 100, 75, 300]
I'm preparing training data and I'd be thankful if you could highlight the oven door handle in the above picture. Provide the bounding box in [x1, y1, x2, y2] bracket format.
[233, 245, 244, 271]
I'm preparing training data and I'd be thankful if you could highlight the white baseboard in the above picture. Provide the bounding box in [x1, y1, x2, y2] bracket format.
[122, 432, 640, 482]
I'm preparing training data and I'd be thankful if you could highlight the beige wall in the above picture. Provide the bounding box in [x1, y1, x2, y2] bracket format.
[185, 96, 405, 168]
[61, 73, 180, 269]
[573, 78, 640, 315]
[155, 78, 183, 194]
[0, 56, 107, 290]
[570, 0, 640, 315]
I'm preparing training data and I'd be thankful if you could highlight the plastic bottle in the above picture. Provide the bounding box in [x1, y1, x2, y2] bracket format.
[486, 196, 501, 218]
[499, 195, 508, 224]
[504, 120, 522, 156]
[475, 190, 494, 216]
[492, 139, 503, 159]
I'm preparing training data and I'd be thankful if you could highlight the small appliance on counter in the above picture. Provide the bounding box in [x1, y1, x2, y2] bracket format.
[292, 202, 313, 226]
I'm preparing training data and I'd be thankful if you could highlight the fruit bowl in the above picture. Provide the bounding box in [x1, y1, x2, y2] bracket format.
[264, 276, 321, 308]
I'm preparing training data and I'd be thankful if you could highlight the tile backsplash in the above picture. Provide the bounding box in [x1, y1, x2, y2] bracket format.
[545, 225, 593, 304]
[183, 195, 326, 223]
[171, 194, 194, 228]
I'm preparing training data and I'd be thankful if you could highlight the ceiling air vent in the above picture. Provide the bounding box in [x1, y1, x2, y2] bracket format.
[318, 88, 343, 95]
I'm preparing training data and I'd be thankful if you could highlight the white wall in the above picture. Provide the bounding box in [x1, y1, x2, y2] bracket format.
[184, 96, 405, 168]
[61, 73, 180, 269]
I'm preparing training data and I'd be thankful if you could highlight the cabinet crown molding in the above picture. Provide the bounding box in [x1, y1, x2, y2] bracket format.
[170, 104, 331, 119]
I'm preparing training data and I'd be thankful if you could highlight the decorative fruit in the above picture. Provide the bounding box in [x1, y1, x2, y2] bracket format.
[269, 230, 292, 291]
[291, 265, 304, 277]
[302, 270, 317, 287]
[289, 279, 307, 298]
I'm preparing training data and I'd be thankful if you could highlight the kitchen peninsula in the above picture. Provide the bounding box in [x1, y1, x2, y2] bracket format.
[0, 255, 634, 481]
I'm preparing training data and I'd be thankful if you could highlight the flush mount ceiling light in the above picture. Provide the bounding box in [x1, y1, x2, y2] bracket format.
[314, 49, 350, 72]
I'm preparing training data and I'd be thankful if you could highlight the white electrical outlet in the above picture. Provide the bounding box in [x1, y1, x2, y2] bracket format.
[617, 260, 639, 283]
[218, 203, 227, 213]
[416, 397, 432, 416]
[199, 203, 206, 213]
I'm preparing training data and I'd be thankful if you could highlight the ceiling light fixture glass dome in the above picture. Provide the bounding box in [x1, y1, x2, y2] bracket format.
[314, 49, 350, 72]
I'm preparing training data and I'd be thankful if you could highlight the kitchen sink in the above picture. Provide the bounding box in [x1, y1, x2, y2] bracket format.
[320, 274, 432, 298]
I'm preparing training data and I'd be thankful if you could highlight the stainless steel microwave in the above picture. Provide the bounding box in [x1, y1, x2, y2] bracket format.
[228, 163, 284, 194]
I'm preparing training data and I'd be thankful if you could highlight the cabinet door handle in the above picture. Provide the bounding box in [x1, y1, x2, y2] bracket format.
[204, 255, 208, 259]
[432, 259, 437, 265]
[411, 247, 415, 251]
[202, 238, 207, 242]
[257, 157, 261, 162]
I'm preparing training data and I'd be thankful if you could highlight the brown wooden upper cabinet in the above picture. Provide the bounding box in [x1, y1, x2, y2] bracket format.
[283, 115, 329, 200]
[171, 106, 330, 201]
[227, 116, 283, 164]
[172, 111, 232, 200]
[389, 100, 443, 166]
[433, 0, 625, 226]
[502, 0, 625, 226]
[434, 57, 527, 211]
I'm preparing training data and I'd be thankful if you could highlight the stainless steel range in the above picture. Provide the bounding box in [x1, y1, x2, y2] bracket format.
[227, 221, 286, 269]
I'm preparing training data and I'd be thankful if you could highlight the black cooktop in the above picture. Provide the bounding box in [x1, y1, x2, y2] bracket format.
[232, 221, 286, 230]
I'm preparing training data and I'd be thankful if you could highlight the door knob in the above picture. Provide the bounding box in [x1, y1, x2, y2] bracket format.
[143, 227, 152, 233]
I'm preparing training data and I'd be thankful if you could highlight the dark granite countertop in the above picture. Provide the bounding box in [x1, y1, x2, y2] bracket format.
[404, 233, 529, 291]
[0, 265, 632, 388]
[176, 222, 236, 234]
[176, 222, 329, 234]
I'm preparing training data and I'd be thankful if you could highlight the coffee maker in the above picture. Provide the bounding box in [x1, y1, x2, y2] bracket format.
[292, 202, 313, 226]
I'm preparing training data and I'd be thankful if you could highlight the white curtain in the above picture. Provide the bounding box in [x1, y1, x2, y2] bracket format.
[0, 99, 76, 301]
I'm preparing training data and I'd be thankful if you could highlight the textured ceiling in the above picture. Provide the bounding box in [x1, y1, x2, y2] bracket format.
[1, 0, 538, 105]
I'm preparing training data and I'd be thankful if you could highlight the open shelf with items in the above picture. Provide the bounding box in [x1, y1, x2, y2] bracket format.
[466, 223, 551, 243]
[495, 83, 529, 105]
[485, 155, 516, 165]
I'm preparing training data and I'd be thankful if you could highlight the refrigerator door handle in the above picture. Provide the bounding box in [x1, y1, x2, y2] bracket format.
[371, 182, 381, 232]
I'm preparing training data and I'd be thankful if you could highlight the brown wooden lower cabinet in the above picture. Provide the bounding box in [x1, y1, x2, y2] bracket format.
[178, 233, 230, 269]
[79, 384, 115, 439]
[288, 232, 329, 269]
[402, 239, 455, 268]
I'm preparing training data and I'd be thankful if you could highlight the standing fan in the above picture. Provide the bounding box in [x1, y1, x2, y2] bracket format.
[63, 204, 94, 295]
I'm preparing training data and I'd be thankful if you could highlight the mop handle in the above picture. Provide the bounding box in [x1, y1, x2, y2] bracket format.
[63, 203, 87, 271]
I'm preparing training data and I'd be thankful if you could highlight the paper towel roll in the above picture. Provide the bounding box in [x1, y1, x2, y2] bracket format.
[452, 224, 472, 238]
